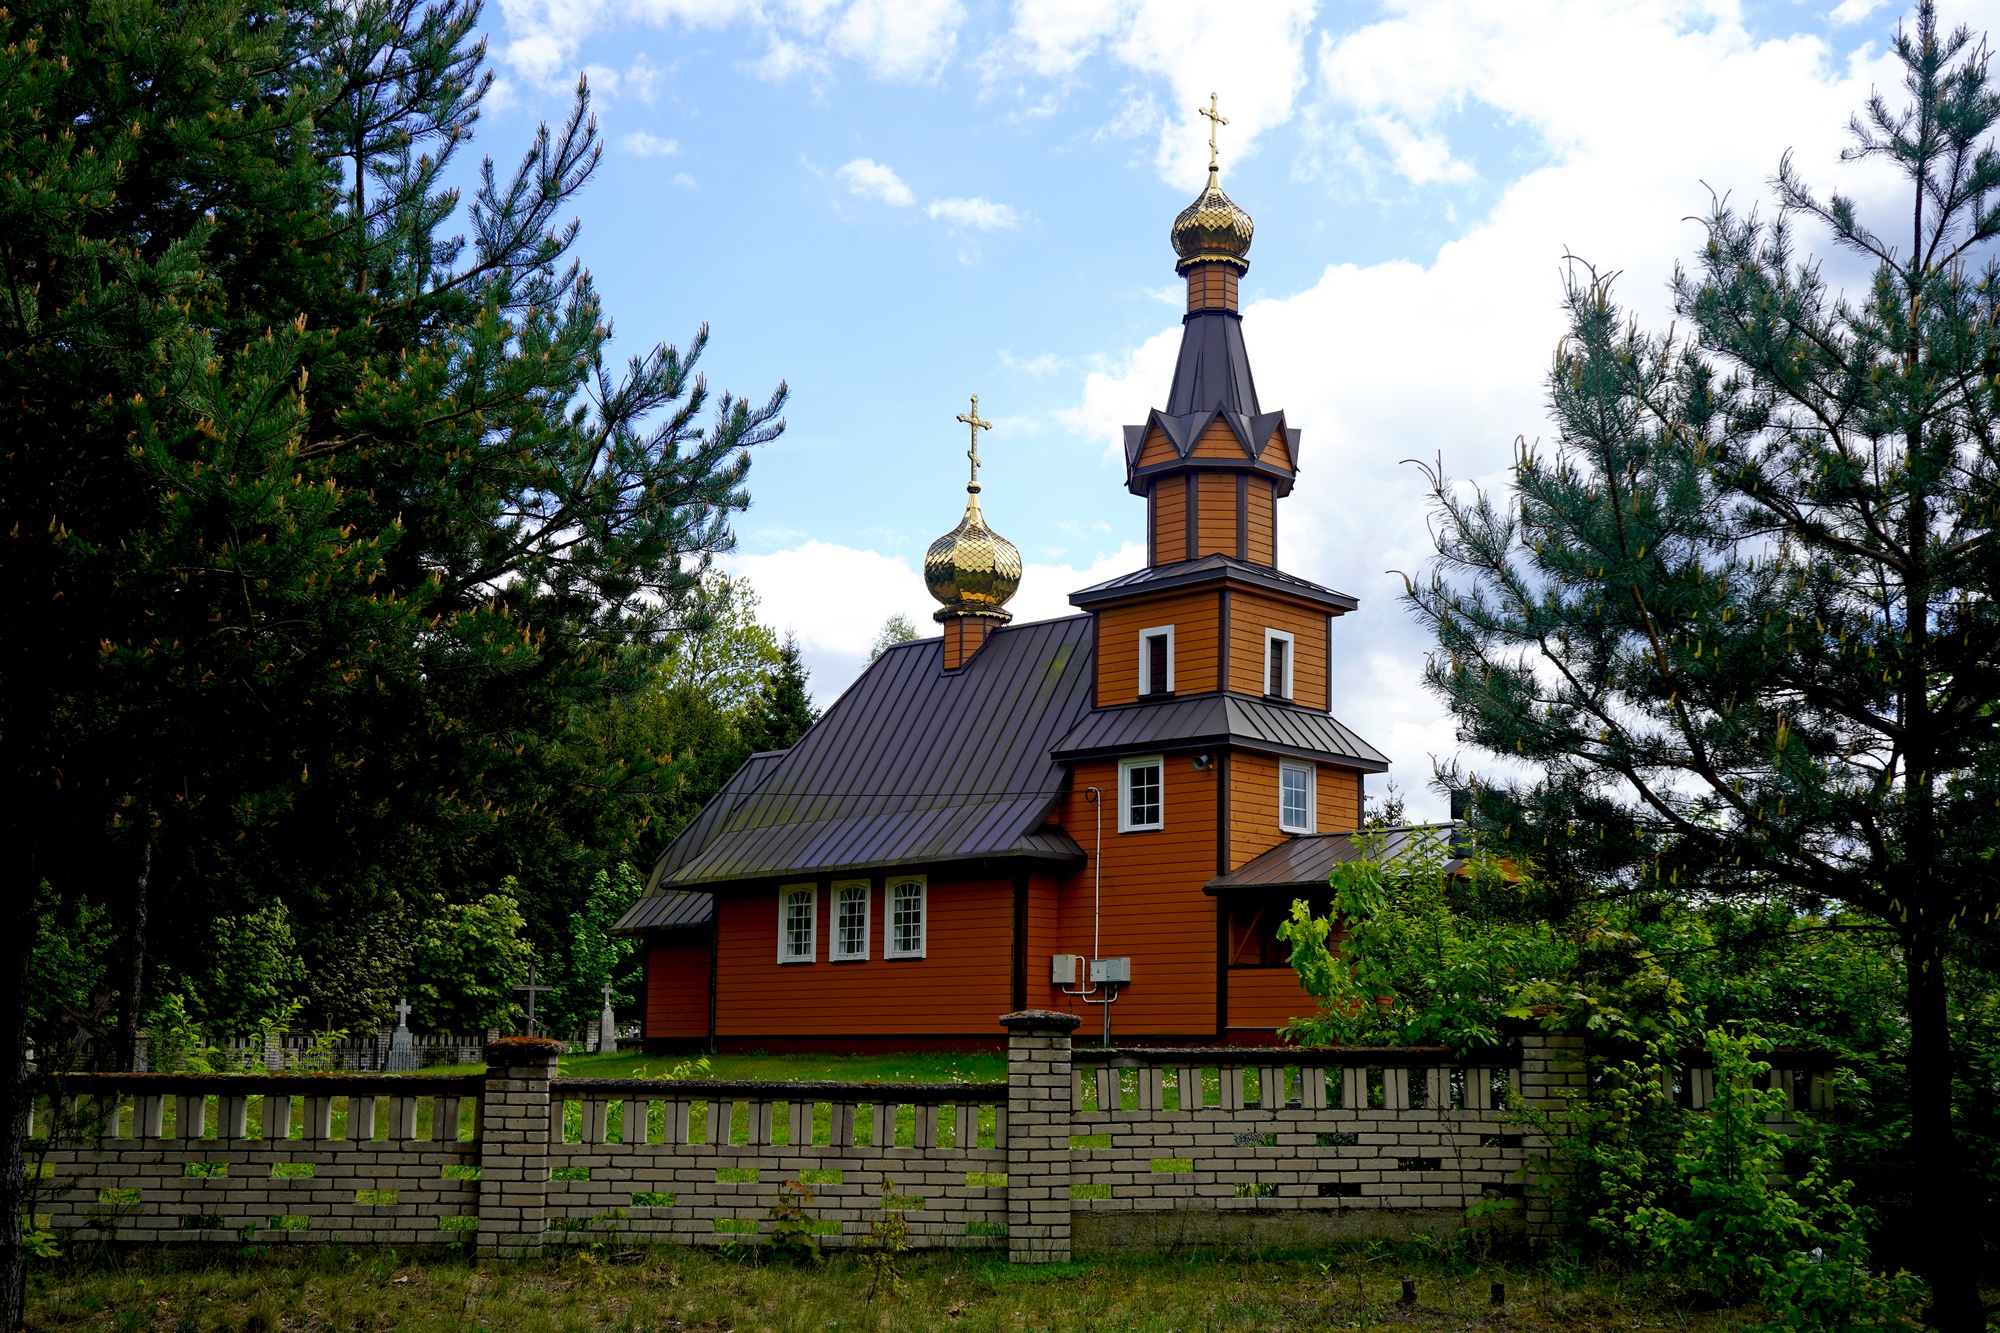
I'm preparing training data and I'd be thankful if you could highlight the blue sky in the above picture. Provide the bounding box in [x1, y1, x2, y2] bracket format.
[468, 0, 1960, 818]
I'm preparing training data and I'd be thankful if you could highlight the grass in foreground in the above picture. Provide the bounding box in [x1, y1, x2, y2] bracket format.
[31, 1242, 1765, 1332]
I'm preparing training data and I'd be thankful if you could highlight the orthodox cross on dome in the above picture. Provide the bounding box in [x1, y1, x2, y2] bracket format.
[955, 394, 993, 491]
[1200, 92, 1228, 172]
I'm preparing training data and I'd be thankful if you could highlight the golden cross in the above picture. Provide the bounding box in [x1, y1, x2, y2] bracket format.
[955, 394, 993, 489]
[1199, 92, 1228, 172]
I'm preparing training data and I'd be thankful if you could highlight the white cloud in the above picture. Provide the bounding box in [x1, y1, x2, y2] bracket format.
[621, 130, 679, 156]
[673, 171, 698, 188]
[494, 0, 962, 92]
[927, 196, 1023, 230]
[1828, 0, 1890, 25]
[837, 157, 918, 207]
[1360, 114, 1475, 186]
[828, 0, 965, 79]
[1004, 0, 1318, 187]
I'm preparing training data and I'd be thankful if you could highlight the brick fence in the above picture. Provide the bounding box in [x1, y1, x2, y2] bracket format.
[31, 1013, 1830, 1261]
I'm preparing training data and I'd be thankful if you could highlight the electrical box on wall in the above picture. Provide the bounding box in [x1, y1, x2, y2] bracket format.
[1051, 954, 1082, 985]
[1090, 957, 1132, 984]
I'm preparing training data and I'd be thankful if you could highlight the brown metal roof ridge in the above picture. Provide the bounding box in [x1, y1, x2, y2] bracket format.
[1069, 554, 1357, 612]
[650, 617, 1098, 888]
[1051, 694, 1388, 771]
[1202, 824, 1459, 894]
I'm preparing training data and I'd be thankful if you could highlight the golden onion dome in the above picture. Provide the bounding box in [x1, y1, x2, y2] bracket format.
[925, 485, 1022, 623]
[1170, 166, 1254, 273]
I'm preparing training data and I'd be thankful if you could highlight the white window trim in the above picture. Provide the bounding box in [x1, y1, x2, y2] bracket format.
[777, 883, 817, 964]
[1278, 760, 1316, 834]
[830, 879, 871, 961]
[1264, 628, 1296, 699]
[885, 875, 928, 959]
[1118, 754, 1166, 833]
[1138, 625, 1176, 696]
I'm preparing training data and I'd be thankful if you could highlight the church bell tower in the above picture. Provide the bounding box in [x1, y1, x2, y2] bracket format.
[1124, 95, 1298, 568]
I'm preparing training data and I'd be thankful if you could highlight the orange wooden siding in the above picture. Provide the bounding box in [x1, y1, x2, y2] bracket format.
[1226, 963, 1320, 1034]
[1262, 429, 1293, 472]
[644, 943, 711, 1039]
[1319, 766, 1363, 831]
[1196, 472, 1238, 557]
[1186, 263, 1238, 312]
[1094, 592, 1221, 704]
[1152, 476, 1188, 563]
[1049, 758, 1221, 1037]
[1191, 418, 1248, 459]
[1247, 479, 1276, 565]
[1227, 591, 1330, 703]
[711, 880, 1015, 1038]
[1138, 425, 1177, 470]
[1227, 751, 1292, 871]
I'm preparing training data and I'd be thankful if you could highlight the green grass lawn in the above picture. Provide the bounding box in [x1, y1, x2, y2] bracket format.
[419, 1049, 1009, 1083]
[30, 1242, 1770, 1332]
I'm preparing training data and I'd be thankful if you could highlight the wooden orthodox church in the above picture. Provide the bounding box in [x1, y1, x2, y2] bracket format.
[614, 131, 1390, 1050]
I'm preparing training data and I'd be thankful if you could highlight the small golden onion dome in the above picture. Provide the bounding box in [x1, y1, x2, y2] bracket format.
[924, 483, 1022, 623]
[1170, 167, 1254, 274]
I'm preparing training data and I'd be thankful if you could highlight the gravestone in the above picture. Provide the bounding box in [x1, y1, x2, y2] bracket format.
[596, 983, 617, 1054]
[385, 997, 419, 1072]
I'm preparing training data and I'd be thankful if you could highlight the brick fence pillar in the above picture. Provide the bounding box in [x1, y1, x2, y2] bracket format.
[1516, 1029, 1586, 1238]
[478, 1036, 562, 1257]
[1001, 1009, 1080, 1263]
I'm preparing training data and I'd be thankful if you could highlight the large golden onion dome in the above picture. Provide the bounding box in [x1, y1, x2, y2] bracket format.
[926, 395, 1021, 623]
[1170, 165, 1254, 274]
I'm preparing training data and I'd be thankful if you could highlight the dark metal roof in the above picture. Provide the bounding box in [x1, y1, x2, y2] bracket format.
[1069, 553, 1356, 613]
[1119, 309, 1301, 496]
[1051, 694, 1388, 771]
[651, 616, 1097, 890]
[643, 749, 789, 892]
[1204, 825, 1461, 893]
[1169, 309, 1262, 416]
[610, 890, 714, 936]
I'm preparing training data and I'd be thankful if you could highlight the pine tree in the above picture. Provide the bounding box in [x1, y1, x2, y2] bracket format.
[1409, 8, 2000, 1321]
[0, 0, 784, 1314]
[740, 635, 818, 753]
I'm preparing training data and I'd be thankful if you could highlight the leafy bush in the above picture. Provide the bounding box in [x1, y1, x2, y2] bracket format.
[409, 889, 532, 1034]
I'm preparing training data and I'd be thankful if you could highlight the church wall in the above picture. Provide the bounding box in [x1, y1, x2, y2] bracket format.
[1224, 960, 1322, 1038]
[1195, 472, 1238, 557]
[1225, 591, 1330, 705]
[1262, 429, 1293, 472]
[1320, 766, 1363, 831]
[1051, 758, 1222, 1039]
[710, 877, 1016, 1042]
[1190, 418, 1247, 460]
[1152, 476, 1188, 563]
[1225, 752, 1292, 872]
[1137, 424, 1178, 470]
[1246, 479, 1276, 565]
[644, 940, 712, 1042]
[1094, 591, 1221, 705]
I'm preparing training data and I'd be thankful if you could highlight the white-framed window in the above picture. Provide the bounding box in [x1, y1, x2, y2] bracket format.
[777, 883, 816, 963]
[831, 880, 871, 961]
[1119, 755, 1165, 832]
[1279, 761, 1315, 834]
[1264, 629, 1295, 699]
[1139, 625, 1175, 696]
[886, 876, 927, 959]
